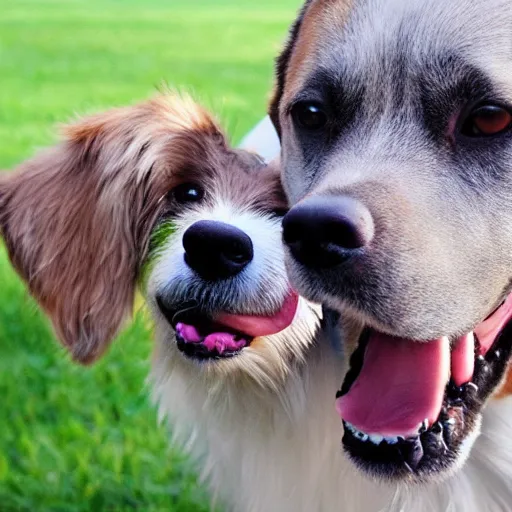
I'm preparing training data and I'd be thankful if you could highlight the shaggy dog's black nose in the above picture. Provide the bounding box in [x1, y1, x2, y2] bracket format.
[282, 195, 374, 268]
[183, 220, 254, 280]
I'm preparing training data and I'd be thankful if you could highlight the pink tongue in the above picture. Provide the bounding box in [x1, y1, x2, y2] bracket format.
[336, 295, 512, 436]
[215, 291, 299, 337]
[176, 323, 203, 343]
[176, 323, 247, 354]
[174, 292, 299, 356]
[203, 333, 246, 354]
[336, 334, 450, 437]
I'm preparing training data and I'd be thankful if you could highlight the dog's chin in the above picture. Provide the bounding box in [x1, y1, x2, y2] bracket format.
[334, 294, 512, 484]
[155, 291, 300, 364]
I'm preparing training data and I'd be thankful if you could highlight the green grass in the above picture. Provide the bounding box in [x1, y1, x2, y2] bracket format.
[0, 0, 300, 509]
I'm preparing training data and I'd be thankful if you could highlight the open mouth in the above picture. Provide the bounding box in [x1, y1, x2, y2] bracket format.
[336, 293, 512, 480]
[175, 317, 252, 360]
[157, 292, 299, 361]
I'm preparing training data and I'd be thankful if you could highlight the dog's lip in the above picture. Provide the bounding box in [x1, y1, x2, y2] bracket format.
[335, 293, 512, 477]
[158, 290, 300, 338]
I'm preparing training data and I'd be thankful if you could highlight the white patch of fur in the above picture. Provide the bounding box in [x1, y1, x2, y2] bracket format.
[146, 200, 288, 316]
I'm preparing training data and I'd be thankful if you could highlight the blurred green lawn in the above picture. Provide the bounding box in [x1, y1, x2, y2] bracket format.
[0, 1, 299, 510]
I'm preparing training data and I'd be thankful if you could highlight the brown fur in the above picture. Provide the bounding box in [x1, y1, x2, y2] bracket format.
[269, 0, 352, 134]
[0, 94, 284, 364]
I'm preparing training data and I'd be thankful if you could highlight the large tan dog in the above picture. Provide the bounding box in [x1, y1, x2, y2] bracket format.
[263, 0, 512, 509]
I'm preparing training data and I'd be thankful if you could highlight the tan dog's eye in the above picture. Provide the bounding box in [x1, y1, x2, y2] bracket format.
[460, 105, 512, 137]
[291, 102, 328, 131]
[172, 183, 204, 204]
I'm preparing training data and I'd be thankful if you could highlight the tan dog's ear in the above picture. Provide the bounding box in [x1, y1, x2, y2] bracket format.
[269, 0, 352, 135]
[0, 95, 223, 364]
[269, 0, 314, 135]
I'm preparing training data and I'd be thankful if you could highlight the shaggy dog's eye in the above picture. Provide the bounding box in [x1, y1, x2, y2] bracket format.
[460, 105, 512, 137]
[172, 183, 204, 204]
[291, 102, 328, 131]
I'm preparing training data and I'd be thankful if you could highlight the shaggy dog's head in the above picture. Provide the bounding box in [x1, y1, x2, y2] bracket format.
[0, 94, 321, 388]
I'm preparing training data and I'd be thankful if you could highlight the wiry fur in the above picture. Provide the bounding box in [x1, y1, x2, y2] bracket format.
[0, 94, 346, 511]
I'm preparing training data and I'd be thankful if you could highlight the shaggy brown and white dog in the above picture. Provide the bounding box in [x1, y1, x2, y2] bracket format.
[0, 94, 345, 511]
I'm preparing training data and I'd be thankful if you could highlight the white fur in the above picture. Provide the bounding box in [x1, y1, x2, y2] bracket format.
[147, 201, 288, 317]
[151, 333, 512, 512]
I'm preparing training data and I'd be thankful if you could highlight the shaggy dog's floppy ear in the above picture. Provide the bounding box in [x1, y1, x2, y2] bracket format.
[0, 96, 223, 364]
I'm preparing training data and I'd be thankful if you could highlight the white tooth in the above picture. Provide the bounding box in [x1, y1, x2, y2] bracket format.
[385, 436, 399, 445]
[416, 419, 429, 434]
[354, 430, 369, 442]
[368, 434, 384, 445]
[445, 418, 456, 425]
[344, 422, 356, 434]
[466, 382, 479, 393]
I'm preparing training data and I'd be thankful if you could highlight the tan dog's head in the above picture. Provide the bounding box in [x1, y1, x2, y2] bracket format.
[271, 0, 512, 483]
[0, 94, 320, 387]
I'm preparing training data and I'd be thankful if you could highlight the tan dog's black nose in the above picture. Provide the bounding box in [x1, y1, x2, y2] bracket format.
[183, 220, 254, 280]
[282, 196, 374, 268]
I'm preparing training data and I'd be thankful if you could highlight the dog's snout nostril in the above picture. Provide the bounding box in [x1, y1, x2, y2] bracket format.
[282, 195, 374, 269]
[326, 216, 371, 250]
[183, 220, 253, 281]
[224, 241, 250, 263]
[282, 221, 301, 246]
